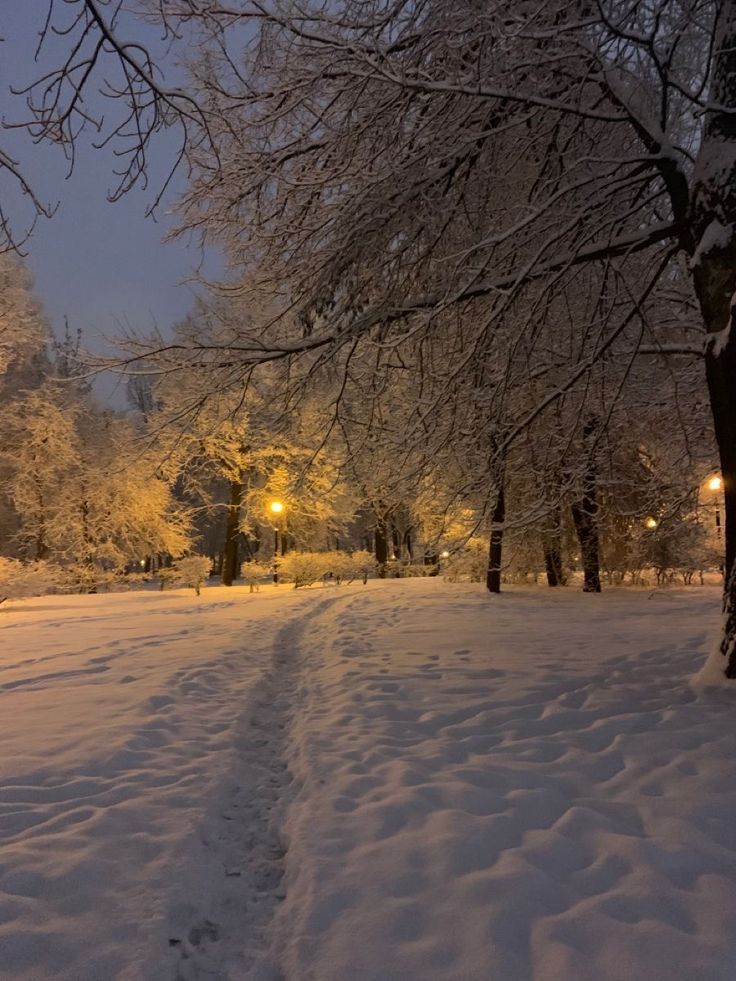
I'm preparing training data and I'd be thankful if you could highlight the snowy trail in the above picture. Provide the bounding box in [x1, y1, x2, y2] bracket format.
[267, 581, 736, 981]
[167, 593, 357, 981]
[4, 580, 736, 981]
[0, 584, 360, 980]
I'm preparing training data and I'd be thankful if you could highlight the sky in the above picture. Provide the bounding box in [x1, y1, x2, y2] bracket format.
[0, 5, 215, 387]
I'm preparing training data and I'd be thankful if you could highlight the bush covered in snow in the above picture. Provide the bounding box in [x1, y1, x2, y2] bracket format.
[241, 561, 271, 592]
[172, 556, 211, 595]
[442, 543, 487, 583]
[326, 549, 377, 584]
[277, 551, 327, 588]
[345, 550, 378, 584]
[0, 558, 69, 604]
[277, 550, 377, 588]
[388, 561, 436, 578]
[157, 556, 211, 595]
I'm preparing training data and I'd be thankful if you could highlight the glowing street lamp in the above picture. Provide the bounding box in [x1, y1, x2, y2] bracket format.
[704, 475, 723, 538]
[440, 550, 450, 559]
[644, 516, 658, 530]
[270, 500, 285, 582]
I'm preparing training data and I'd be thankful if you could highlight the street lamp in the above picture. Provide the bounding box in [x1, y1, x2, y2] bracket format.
[270, 500, 284, 582]
[704, 475, 723, 538]
[644, 516, 658, 530]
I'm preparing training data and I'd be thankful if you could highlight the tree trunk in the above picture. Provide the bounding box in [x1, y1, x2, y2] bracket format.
[222, 477, 242, 586]
[701, 311, 736, 674]
[571, 419, 601, 593]
[34, 482, 47, 560]
[691, 2, 736, 674]
[486, 482, 505, 594]
[542, 494, 566, 587]
[403, 529, 413, 559]
[375, 517, 389, 577]
[543, 543, 565, 587]
[80, 495, 96, 593]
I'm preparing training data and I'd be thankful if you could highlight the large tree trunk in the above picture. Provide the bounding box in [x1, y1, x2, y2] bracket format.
[543, 541, 565, 587]
[542, 492, 566, 587]
[375, 515, 389, 577]
[571, 419, 601, 593]
[486, 482, 505, 594]
[221, 477, 242, 586]
[691, 2, 736, 675]
[80, 495, 97, 593]
[34, 481, 47, 561]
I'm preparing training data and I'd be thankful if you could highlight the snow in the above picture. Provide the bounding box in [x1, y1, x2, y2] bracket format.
[3, 580, 736, 980]
[689, 218, 734, 271]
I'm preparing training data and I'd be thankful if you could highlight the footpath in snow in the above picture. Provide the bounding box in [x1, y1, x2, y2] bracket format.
[3, 580, 736, 980]
[272, 581, 736, 981]
[0, 584, 340, 979]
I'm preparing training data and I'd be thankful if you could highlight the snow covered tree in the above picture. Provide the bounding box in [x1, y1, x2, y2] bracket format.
[1, 382, 190, 581]
[0, 257, 48, 382]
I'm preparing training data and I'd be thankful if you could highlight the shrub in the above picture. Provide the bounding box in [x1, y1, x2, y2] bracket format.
[443, 544, 486, 583]
[157, 557, 211, 595]
[241, 561, 271, 592]
[0, 558, 69, 604]
[279, 550, 379, 587]
[346, 549, 378, 584]
[277, 551, 328, 588]
[171, 555, 212, 596]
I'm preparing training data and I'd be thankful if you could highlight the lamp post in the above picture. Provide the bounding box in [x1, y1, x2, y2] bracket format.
[270, 500, 284, 582]
[707, 475, 723, 537]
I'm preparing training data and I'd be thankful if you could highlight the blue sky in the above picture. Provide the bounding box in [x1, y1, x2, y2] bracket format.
[0, 6, 214, 373]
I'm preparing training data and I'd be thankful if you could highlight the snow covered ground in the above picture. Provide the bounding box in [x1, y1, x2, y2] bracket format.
[2, 580, 736, 980]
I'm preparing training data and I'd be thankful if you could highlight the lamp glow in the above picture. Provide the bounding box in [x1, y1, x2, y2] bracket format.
[269, 500, 284, 514]
[440, 550, 450, 559]
[708, 476, 723, 492]
[644, 516, 658, 529]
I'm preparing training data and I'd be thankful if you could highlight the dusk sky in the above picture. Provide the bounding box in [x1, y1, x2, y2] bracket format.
[0, 7, 212, 373]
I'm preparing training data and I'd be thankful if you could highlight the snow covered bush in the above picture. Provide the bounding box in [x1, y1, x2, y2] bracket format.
[0, 558, 68, 604]
[241, 561, 271, 592]
[172, 555, 211, 596]
[399, 563, 436, 578]
[655, 521, 707, 586]
[384, 560, 435, 578]
[443, 543, 487, 583]
[157, 567, 179, 591]
[156, 556, 211, 595]
[324, 550, 377, 584]
[322, 551, 354, 584]
[346, 550, 378, 584]
[277, 551, 328, 588]
[278, 550, 377, 587]
[68, 566, 118, 594]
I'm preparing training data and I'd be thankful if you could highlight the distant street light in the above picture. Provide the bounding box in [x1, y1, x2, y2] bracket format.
[270, 500, 285, 582]
[704, 475, 723, 538]
[644, 516, 658, 530]
[440, 550, 450, 559]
